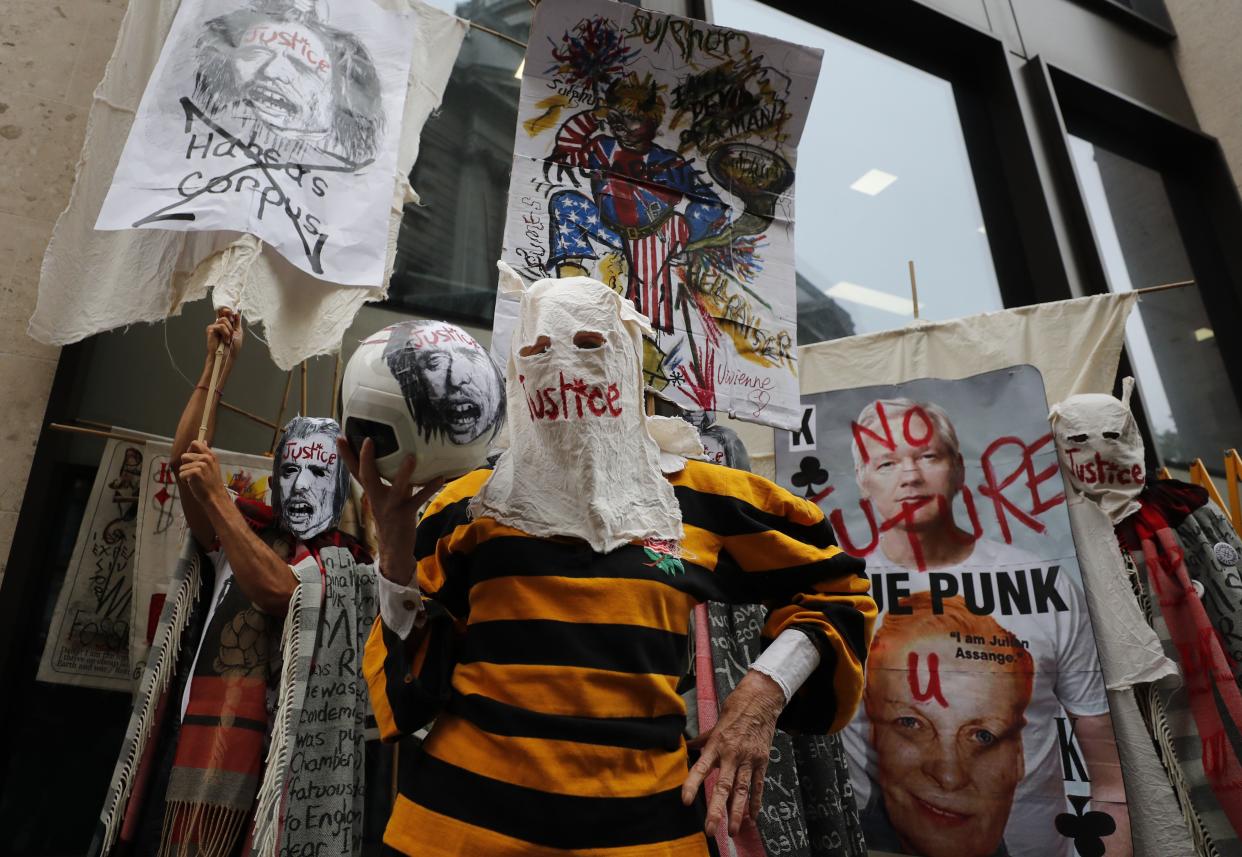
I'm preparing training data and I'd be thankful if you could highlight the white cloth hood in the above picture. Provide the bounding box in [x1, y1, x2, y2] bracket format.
[469, 263, 683, 553]
[1049, 378, 1145, 524]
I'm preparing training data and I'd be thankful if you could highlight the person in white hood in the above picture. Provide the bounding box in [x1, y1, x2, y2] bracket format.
[345, 267, 877, 857]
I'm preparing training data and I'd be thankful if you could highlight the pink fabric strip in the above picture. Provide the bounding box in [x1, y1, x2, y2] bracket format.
[693, 603, 766, 857]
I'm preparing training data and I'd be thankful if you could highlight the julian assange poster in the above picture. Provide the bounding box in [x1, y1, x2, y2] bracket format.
[776, 366, 1131, 857]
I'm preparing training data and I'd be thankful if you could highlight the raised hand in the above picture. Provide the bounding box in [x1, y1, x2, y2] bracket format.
[205, 307, 243, 370]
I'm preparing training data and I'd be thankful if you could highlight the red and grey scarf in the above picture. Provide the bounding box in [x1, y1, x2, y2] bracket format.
[1117, 481, 1242, 834]
[159, 500, 369, 857]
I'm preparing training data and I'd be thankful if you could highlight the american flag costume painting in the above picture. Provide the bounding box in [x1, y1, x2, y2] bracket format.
[494, 0, 822, 431]
[548, 111, 728, 333]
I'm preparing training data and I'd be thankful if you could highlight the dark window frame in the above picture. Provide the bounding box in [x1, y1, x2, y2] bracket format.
[379, 9, 529, 327]
[1065, 0, 1176, 41]
[1026, 57, 1242, 467]
[699, 0, 1075, 310]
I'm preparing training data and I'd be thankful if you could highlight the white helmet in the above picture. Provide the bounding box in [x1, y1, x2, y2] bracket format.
[341, 320, 505, 484]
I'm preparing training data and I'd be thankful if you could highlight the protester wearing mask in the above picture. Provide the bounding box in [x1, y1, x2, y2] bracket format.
[349, 266, 877, 857]
[1052, 381, 1242, 853]
[144, 308, 401, 857]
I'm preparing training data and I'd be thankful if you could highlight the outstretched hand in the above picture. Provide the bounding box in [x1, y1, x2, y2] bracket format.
[681, 670, 785, 837]
[337, 437, 443, 585]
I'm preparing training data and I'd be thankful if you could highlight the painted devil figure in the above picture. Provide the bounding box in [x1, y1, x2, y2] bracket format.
[546, 72, 730, 333]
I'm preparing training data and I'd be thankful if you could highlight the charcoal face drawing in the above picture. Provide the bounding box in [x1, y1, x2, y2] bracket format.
[383, 322, 506, 447]
[194, 0, 385, 166]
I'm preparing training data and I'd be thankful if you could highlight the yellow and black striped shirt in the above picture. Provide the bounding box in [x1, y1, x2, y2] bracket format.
[364, 460, 875, 856]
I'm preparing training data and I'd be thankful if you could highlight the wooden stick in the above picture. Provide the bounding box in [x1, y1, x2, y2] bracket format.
[300, 361, 309, 417]
[1226, 448, 1242, 534]
[218, 399, 279, 431]
[49, 422, 153, 445]
[1190, 458, 1229, 513]
[1133, 279, 1195, 296]
[908, 260, 920, 319]
[197, 341, 226, 442]
[270, 371, 294, 455]
[330, 352, 343, 423]
[645, 392, 655, 417]
[469, 20, 527, 49]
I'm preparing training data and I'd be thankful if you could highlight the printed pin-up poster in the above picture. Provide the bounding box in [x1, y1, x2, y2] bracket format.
[96, 0, 417, 285]
[38, 439, 143, 692]
[775, 367, 1131, 857]
[493, 0, 821, 431]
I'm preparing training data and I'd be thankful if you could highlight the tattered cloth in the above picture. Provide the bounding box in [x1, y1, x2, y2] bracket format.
[1117, 480, 1242, 846]
[91, 500, 377, 857]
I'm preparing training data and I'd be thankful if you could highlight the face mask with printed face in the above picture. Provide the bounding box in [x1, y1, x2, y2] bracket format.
[470, 269, 682, 554]
[1049, 379, 1145, 524]
[272, 416, 349, 540]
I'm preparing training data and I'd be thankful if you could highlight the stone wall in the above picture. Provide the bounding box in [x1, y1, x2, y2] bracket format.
[1167, 0, 1242, 197]
[0, 0, 126, 582]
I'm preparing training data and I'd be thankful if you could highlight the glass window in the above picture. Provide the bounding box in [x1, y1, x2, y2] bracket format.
[384, 0, 529, 326]
[710, 0, 1003, 344]
[1069, 135, 1242, 469]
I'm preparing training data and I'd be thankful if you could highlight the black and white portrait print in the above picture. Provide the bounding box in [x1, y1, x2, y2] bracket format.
[272, 416, 349, 540]
[194, 0, 385, 166]
[383, 321, 506, 447]
[95, 0, 433, 286]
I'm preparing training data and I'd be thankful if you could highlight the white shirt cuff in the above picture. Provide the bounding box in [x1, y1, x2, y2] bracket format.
[376, 570, 426, 640]
[750, 629, 822, 704]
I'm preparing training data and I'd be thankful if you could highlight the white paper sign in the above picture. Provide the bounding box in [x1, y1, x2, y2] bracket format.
[494, 0, 821, 430]
[96, 0, 417, 285]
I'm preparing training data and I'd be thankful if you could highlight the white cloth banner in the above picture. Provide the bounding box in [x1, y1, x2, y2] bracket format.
[29, 0, 465, 368]
[129, 440, 272, 682]
[96, 0, 416, 286]
[38, 439, 146, 691]
[732, 292, 1139, 479]
[493, 0, 822, 430]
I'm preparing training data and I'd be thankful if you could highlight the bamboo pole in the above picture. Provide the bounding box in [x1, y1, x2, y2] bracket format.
[330, 353, 343, 423]
[1226, 449, 1242, 534]
[49, 423, 153, 445]
[269, 371, 294, 455]
[300, 361, 309, 417]
[1133, 279, 1195, 296]
[196, 340, 226, 442]
[468, 20, 527, 49]
[218, 399, 279, 431]
[1189, 458, 1229, 514]
[908, 260, 919, 319]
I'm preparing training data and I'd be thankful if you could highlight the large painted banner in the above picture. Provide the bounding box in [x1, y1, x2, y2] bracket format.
[96, 0, 418, 285]
[494, 0, 821, 430]
[776, 367, 1131, 857]
[38, 439, 144, 692]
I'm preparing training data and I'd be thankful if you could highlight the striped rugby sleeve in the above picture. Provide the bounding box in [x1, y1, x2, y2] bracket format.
[681, 464, 877, 734]
[363, 471, 484, 742]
